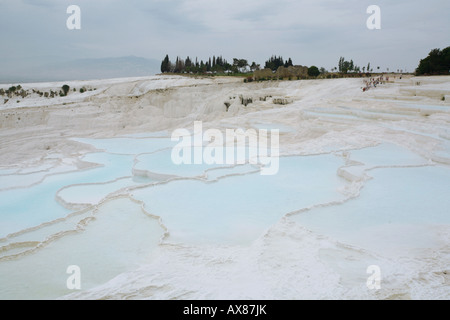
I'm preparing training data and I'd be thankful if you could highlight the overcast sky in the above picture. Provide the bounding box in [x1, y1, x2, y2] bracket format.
[0, 0, 449, 74]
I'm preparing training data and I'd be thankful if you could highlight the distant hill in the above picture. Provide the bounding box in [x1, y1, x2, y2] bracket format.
[0, 56, 160, 84]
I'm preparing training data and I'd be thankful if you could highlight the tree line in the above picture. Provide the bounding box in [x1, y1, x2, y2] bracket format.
[264, 56, 293, 71]
[416, 47, 450, 76]
[160, 54, 360, 78]
[160, 54, 300, 75]
[335, 57, 379, 74]
[161, 55, 259, 74]
[161, 51, 448, 78]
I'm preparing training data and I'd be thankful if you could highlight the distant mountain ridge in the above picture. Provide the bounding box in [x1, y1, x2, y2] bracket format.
[0, 56, 160, 84]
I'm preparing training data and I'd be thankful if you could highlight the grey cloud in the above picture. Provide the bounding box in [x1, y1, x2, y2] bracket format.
[0, 0, 448, 81]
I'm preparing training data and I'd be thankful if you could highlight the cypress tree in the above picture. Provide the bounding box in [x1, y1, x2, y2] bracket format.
[161, 54, 171, 73]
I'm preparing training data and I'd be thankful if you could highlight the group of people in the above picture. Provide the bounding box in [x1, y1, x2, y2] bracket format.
[362, 75, 389, 92]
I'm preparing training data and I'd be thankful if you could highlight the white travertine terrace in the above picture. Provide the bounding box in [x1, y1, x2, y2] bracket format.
[0, 75, 449, 300]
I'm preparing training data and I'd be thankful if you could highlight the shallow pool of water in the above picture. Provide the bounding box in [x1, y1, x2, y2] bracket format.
[0, 197, 163, 300]
[132, 154, 348, 245]
[292, 144, 450, 256]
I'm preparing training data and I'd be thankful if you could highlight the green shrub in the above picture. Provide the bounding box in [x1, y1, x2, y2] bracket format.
[307, 66, 320, 77]
[62, 85, 70, 96]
